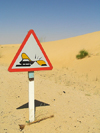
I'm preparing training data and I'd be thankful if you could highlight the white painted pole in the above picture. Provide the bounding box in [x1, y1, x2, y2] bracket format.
[28, 71, 35, 122]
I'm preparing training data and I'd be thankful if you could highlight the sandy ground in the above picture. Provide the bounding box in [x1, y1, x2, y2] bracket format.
[0, 31, 100, 133]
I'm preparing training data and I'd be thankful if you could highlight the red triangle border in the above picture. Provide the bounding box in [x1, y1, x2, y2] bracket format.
[8, 29, 53, 72]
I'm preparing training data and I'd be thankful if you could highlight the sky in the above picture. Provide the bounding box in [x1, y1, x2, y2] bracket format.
[0, 0, 100, 44]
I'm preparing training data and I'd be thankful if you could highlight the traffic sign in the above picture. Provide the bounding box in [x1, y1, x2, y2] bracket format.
[8, 29, 53, 72]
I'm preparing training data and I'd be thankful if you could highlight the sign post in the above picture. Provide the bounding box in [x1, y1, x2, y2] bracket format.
[8, 29, 53, 123]
[28, 71, 35, 122]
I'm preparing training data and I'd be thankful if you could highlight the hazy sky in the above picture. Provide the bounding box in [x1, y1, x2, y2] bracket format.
[0, 0, 100, 44]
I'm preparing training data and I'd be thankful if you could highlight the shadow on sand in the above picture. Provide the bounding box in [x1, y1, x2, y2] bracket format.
[16, 99, 50, 109]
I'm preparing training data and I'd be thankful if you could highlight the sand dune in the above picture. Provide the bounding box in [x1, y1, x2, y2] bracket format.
[43, 31, 100, 68]
[0, 31, 100, 132]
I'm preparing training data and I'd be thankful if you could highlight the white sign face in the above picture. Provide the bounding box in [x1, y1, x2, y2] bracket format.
[12, 34, 49, 68]
[8, 30, 53, 72]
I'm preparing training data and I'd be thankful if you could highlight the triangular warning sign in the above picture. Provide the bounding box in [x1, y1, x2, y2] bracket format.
[8, 30, 53, 72]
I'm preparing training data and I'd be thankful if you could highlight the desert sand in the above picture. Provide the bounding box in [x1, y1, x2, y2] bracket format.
[0, 31, 100, 133]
